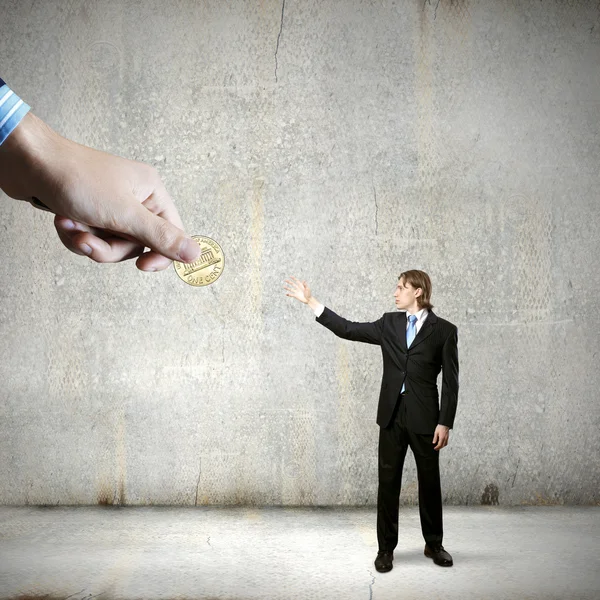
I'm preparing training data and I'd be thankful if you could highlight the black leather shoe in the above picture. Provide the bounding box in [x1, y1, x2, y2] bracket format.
[424, 544, 453, 567]
[374, 550, 394, 573]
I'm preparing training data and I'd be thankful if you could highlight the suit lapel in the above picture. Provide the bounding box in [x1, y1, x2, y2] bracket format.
[397, 311, 408, 353]
[409, 311, 438, 350]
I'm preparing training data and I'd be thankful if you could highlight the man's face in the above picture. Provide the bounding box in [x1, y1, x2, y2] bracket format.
[394, 278, 420, 311]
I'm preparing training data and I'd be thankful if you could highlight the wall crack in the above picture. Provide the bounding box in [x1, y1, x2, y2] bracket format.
[372, 181, 379, 236]
[275, 0, 286, 82]
[423, 0, 441, 20]
[195, 458, 202, 506]
[511, 458, 521, 488]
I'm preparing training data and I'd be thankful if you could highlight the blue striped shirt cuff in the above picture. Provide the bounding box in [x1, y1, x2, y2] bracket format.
[0, 78, 31, 146]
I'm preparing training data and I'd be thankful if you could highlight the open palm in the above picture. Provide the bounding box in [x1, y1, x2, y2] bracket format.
[284, 276, 312, 304]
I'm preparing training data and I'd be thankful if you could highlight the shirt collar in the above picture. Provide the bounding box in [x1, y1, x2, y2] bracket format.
[407, 308, 428, 323]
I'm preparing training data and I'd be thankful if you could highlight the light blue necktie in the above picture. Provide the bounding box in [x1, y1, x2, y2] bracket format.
[401, 314, 418, 393]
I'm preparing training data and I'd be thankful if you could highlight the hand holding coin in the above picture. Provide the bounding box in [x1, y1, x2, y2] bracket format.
[0, 113, 201, 271]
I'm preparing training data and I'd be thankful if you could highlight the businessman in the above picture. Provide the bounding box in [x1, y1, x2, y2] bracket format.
[284, 270, 459, 572]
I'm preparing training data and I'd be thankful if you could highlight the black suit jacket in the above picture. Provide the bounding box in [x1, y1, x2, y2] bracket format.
[316, 307, 459, 433]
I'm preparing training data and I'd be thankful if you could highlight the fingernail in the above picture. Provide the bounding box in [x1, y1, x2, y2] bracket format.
[81, 244, 92, 256]
[178, 238, 200, 262]
[61, 219, 76, 230]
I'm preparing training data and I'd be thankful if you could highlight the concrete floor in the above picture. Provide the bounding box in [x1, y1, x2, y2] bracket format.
[0, 506, 598, 600]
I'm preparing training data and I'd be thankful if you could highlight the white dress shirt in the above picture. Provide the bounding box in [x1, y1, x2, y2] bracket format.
[405, 308, 429, 335]
[312, 303, 326, 317]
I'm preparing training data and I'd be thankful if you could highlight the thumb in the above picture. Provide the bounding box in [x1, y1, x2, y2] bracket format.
[126, 202, 201, 263]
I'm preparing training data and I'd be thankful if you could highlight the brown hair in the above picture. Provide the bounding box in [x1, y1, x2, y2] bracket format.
[398, 270, 433, 310]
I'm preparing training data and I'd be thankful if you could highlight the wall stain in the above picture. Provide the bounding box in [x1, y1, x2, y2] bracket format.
[96, 410, 127, 506]
[249, 177, 266, 317]
[97, 491, 112, 506]
[481, 483, 500, 505]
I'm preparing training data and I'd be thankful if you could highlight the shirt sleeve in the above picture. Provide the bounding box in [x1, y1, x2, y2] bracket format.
[312, 303, 325, 317]
[0, 78, 31, 146]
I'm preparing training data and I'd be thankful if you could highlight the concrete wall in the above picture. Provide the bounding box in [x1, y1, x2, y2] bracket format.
[1, 0, 599, 506]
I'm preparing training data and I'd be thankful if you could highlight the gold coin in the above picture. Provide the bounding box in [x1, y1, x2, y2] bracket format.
[173, 235, 225, 287]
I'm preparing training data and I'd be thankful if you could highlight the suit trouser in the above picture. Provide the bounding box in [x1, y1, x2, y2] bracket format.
[377, 392, 443, 551]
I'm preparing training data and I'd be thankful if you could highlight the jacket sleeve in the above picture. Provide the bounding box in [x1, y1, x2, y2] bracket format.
[316, 306, 384, 345]
[439, 327, 459, 428]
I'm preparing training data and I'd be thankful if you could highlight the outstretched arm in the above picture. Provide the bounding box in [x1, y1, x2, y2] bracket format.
[284, 276, 383, 345]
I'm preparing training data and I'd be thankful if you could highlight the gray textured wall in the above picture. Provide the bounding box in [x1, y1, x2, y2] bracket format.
[1, 0, 599, 506]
